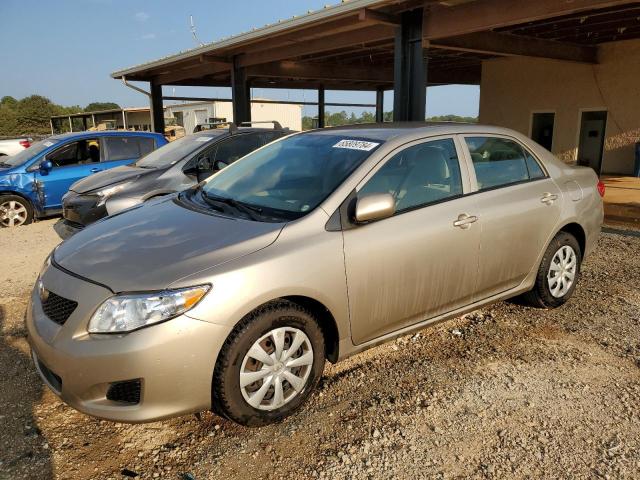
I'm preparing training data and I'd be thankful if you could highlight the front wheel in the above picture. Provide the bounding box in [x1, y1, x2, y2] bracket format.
[521, 231, 582, 308]
[212, 300, 326, 426]
[0, 195, 34, 227]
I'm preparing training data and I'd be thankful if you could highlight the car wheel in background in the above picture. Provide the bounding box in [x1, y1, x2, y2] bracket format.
[212, 300, 326, 427]
[0, 195, 33, 227]
[521, 231, 582, 308]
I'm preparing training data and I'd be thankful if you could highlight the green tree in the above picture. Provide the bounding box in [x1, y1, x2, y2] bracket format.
[85, 102, 120, 112]
[1, 96, 18, 109]
[0, 94, 83, 136]
[426, 114, 478, 123]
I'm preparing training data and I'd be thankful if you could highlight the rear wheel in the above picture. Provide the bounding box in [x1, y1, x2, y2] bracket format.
[0, 195, 33, 227]
[212, 300, 325, 426]
[521, 231, 581, 308]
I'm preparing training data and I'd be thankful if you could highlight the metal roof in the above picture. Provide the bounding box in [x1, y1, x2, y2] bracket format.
[111, 0, 390, 79]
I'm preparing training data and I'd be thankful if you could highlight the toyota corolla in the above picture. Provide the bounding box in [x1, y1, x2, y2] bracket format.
[27, 123, 603, 426]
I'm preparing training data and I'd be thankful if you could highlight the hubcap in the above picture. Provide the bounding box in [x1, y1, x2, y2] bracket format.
[547, 245, 577, 298]
[240, 327, 313, 411]
[0, 200, 28, 227]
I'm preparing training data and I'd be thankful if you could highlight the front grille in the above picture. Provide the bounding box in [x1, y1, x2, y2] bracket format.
[106, 379, 142, 405]
[42, 291, 78, 326]
[36, 356, 62, 393]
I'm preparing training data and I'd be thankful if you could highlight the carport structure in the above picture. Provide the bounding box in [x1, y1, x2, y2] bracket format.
[111, 0, 640, 134]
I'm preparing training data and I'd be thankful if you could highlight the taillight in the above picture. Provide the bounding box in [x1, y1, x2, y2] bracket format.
[19, 140, 31, 149]
[597, 180, 605, 198]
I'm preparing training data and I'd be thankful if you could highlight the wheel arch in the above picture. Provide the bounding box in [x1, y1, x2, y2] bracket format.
[556, 222, 586, 257]
[0, 190, 35, 209]
[230, 296, 341, 364]
[281, 295, 340, 363]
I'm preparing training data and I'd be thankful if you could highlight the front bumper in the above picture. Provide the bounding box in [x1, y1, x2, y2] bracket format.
[26, 264, 231, 423]
[62, 191, 106, 229]
[53, 218, 82, 240]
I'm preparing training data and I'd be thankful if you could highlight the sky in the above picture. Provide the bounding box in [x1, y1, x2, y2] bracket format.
[0, 0, 479, 117]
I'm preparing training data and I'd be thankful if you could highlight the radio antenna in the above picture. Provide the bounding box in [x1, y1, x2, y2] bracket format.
[190, 15, 205, 47]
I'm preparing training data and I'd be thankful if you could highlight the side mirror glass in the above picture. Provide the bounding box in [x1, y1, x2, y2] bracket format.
[354, 193, 395, 223]
[39, 160, 53, 175]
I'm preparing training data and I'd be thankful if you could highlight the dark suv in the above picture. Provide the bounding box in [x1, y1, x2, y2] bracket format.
[55, 122, 290, 239]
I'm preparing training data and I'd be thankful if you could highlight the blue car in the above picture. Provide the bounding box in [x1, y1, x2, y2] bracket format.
[0, 131, 167, 227]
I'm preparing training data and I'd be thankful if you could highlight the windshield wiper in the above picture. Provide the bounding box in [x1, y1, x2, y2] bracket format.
[0, 161, 12, 168]
[201, 192, 264, 221]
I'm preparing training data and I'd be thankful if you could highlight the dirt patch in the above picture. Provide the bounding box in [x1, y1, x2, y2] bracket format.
[0, 221, 639, 479]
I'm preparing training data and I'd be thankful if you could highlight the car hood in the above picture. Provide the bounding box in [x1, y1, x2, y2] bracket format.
[70, 166, 155, 194]
[54, 197, 285, 292]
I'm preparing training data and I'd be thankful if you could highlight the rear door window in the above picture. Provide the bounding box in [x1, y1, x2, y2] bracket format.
[103, 136, 155, 162]
[465, 137, 531, 190]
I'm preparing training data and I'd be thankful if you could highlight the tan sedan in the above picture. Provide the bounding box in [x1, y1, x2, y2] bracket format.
[27, 123, 603, 426]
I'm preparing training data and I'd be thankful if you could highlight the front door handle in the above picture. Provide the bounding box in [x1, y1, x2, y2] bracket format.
[90, 168, 102, 173]
[541, 192, 558, 205]
[453, 213, 478, 229]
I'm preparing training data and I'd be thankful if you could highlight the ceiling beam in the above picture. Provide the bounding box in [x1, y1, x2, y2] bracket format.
[248, 61, 480, 85]
[358, 8, 400, 26]
[167, 63, 480, 88]
[237, 24, 395, 67]
[246, 61, 394, 83]
[154, 61, 230, 85]
[431, 31, 599, 63]
[423, 0, 634, 40]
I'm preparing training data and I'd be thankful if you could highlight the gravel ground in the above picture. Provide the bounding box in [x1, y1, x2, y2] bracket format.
[1, 219, 639, 480]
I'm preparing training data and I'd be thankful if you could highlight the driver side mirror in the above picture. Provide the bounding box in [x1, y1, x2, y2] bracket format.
[184, 154, 210, 182]
[354, 193, 395, 223]
[39, 160, 53, 175]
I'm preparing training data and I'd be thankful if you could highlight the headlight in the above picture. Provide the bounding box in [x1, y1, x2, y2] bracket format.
[88, 285, 210, 333]
[95, 183, 129, 207]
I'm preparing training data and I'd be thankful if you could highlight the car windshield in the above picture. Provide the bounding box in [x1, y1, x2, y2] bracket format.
[134, 132, 224, 169]
[0, 139, 59, 168]
[199, 133, 383, 221]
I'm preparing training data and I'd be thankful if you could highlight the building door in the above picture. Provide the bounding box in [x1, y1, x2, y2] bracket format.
[577, 110, 607, 175]
[194, 109, 208, 127]
[531, 112, 555, 151]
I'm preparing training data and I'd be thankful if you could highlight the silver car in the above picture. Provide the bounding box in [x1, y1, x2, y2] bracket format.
[55, 125, 290, 239]
[27, 123, 603, 426]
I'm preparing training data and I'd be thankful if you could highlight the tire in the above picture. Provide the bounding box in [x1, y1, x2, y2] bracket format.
[212, 300, 326, 427]
[520, 231, 582, 308]
[0, 195, 34, 228]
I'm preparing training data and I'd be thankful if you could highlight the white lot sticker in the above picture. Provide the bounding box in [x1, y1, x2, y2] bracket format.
[195, 136, 214, 142]
[43, 141, 54, 147]
[333, 139, 379, 151]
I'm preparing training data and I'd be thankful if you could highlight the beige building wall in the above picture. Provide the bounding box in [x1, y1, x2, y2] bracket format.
[479, 38, 640, 174]
[165, 100, 302, 133]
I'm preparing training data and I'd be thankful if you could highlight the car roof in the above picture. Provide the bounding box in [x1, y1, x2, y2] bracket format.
[49, 131, 164, 141]
[192, 126, 291, 137]
[304, 122, 523, 142]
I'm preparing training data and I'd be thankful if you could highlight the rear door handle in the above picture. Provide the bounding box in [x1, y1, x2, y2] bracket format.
[90, 168, 102, 173]
[453, 213, 478, 229]
[541, 192, 558, 205]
